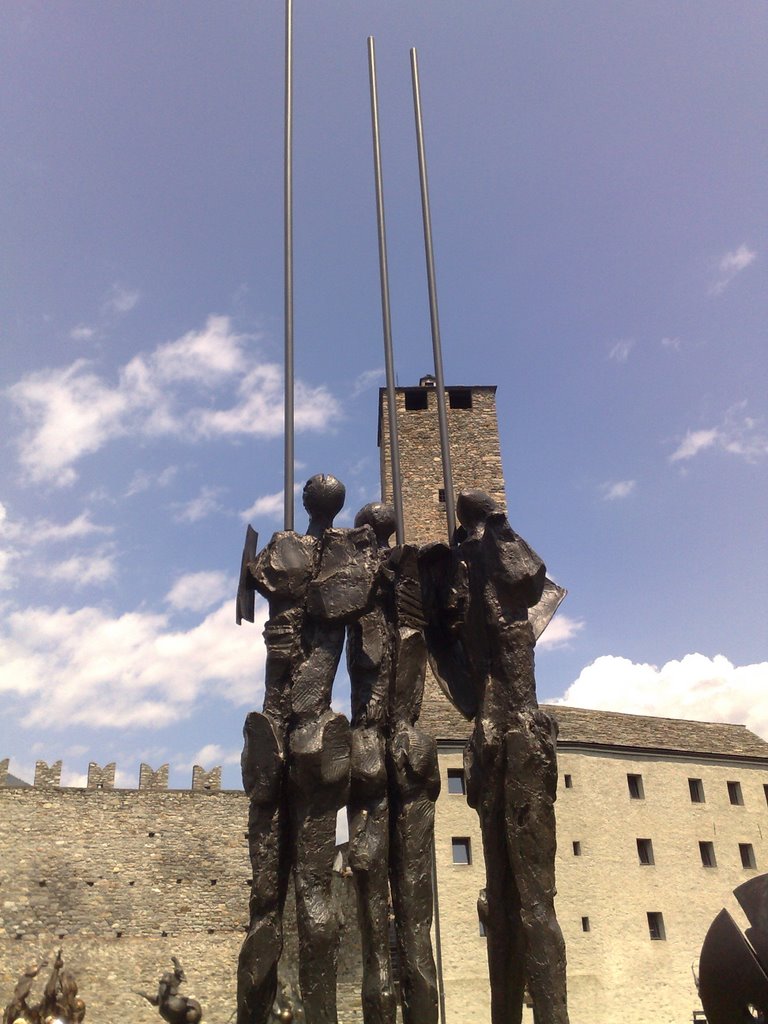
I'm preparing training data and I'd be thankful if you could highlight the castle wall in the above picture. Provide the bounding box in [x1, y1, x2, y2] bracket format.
[0, 785, 363, 1021]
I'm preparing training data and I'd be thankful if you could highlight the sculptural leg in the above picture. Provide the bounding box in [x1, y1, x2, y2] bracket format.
[348, 726, 397, 1024]
[238, 713, 290, 1024]
[389, 722, 440, 1024]
[504, 711, 569, 1024]
[467, 734, 526, 1024]
[290, 711, 352, 1024]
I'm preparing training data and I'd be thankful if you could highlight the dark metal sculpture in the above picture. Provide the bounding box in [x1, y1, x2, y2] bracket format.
[699, 873, 768, 1022]
[270, 981, 305, 1023]
[346, 502, 440, 1024]
[433, 490, 570, 1024]
[138, 957, 202, 1024]
[237, 475, 378, 1024]
[3, 950, 86, 1024]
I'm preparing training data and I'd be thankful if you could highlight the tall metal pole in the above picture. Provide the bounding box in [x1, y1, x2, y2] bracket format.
[368, 37, 405, 545]
[283, 0, 295, 530]
[410, 48, 456, 541]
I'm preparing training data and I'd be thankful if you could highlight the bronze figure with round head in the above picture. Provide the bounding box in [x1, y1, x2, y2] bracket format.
[354, 502, 396, 549]
[456, 489, 498, 538]
[303, 474, 345, 538]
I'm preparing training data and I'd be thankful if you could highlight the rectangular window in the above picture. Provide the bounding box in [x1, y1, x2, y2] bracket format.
[728, 781, 744, 806]
[740, 843, 757, 869]
[627, 774, 644, 799]
[404, 390, 428, 411]
[447, 769, 466, 795]
[647, 912, 666, 940]
[581, 916, 590, 933]
[438, 488, 446, 504]
[448, 388, 472, 409]
[637, 838, 654, 866]
[564, 774, 573, 789]
[699, 841, 717, 868]
[572, 841, 582, 857]
[451, 838, 472, 865]
[689, 778, 705, 803]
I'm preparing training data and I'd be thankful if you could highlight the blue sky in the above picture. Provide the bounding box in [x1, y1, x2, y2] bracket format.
[1, 1, 766, 789]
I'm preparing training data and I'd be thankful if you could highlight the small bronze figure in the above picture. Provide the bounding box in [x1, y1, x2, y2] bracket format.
[4, 951, 86, 1024]
[138, 956, 202, 1024]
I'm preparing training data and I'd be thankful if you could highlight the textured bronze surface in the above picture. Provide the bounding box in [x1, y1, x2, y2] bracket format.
[437, 490, 570, 1024]
[699, 874, 768, 1022]
[138, 955, 202, 1024]
[3, 949, 86, 1024]
[237, 477, 377, 1024]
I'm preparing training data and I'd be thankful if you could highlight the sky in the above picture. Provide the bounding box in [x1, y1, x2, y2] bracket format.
[1, 1, 766, 790]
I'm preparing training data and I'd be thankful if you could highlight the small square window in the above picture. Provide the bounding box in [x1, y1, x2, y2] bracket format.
[740, 843, 757, 869]
[448, 389, 472, 410]
[564, 774, 573, 789]
[452, 838, 472, 865]
[637, 838, 654, 866]
[404, 390, 428, 411]
[572, 841, 582, 857]
[447, 769, 466, 795]
[728, 781, 744, 806]
[647, 912, 666, 941]
[627, 774, 644, 799]
[699, 841, 717, 868]
[689, 778, 705, 803]
[581, 916, 590, 933]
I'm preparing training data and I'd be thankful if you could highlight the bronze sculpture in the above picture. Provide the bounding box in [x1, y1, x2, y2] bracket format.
[346, 503, 440, 1024]
[3, 950, 86, 1024]
[436, 490, 569, 1024]
[138, 956, 202, 1024]
[237, 475, 378, 1024]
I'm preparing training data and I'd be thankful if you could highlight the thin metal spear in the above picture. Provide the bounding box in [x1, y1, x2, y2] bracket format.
[410, 47, 456, 541]
[368, 36, 405, 544]
[283, 0, 295, 530]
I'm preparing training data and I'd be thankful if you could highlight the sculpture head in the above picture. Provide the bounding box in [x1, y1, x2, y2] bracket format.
[354, 502, 396, 548]
[456, 489, 498, 537]
[303, 474, 345, 537]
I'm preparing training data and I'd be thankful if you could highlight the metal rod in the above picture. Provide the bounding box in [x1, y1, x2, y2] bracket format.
[368, 37, 405, 545]
[410, 47, 456, 541]
[283, 0, 295, 530]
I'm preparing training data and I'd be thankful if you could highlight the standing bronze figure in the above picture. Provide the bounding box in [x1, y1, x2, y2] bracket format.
[346, 502, 440, 1024]
[138, 956, 202, 1024]
[237, 475, 378, 1024]
[437, 490, 569, 1024]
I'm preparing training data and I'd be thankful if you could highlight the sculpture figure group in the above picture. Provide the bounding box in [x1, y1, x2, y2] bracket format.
[236, 475, 569, 1024]
[3, 950, 85, 1024]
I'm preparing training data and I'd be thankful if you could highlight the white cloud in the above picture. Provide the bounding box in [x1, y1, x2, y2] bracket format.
[555, 653, 768, 740]
[608, 339, 634, 363]
[600, 480, 636, 501]
[0, 598, 267, 730]
[351, 367, 384, 398]
[8, 315, 340, 486]
[711, 244, 757, 295]
[166, 570, 231, 613]
[181, 743, 241, 770]
[661, 336, 682, 351]
[240, 485, 301, 523]
[670, 405, 767, 463]
[537, 614, 584, 650]
[69, 324, 97, 342]
[51, 552, 116, 587]
[103, 283, 140, 316]
[172, 486, 222, 523]
[125, 465, 178, 497]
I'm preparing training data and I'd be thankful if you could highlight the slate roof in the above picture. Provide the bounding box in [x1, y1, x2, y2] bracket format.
[419, 671, 768, 762]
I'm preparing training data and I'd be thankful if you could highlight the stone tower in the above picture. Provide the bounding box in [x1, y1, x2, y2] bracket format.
[378, 376, 507, 544]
